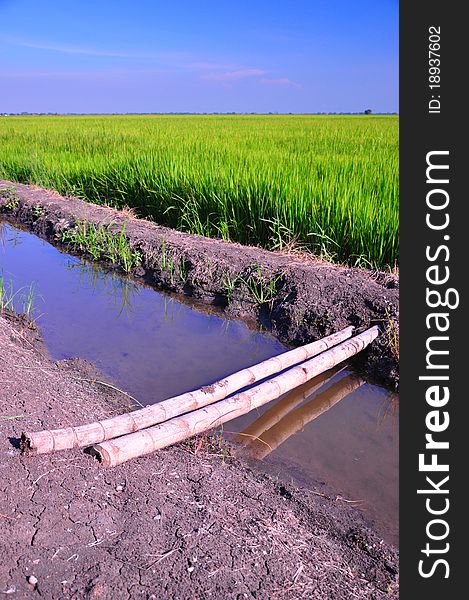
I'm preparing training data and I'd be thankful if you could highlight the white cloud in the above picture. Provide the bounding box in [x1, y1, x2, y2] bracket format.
[204, 68, 266, 82]
[260, 78, 302, 90]
[186, 62, 237, 71]
[0, 36, 185, 61]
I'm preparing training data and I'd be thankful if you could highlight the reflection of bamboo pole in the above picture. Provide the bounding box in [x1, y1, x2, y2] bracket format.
[90, 327, 377, 467]
[233, 369, 336, 446]
[22, 326, 355, 454]
[247, 375, 364, 460]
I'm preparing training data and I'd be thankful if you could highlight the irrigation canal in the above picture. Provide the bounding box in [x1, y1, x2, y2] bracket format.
[0, 221, 398, 544]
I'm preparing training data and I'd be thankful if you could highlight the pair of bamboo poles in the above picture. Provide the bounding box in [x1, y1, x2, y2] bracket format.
[22, 325, 378, 467]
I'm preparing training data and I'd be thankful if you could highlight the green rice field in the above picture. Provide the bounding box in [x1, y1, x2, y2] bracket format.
[0, 115, 398, 269]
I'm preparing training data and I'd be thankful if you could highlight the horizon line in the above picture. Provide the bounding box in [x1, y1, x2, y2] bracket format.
[1, 111, 399, 116]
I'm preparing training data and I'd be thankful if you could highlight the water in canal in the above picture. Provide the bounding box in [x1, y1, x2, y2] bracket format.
[0, 222, 398, 544]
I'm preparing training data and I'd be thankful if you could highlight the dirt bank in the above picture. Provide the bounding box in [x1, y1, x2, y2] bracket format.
[0, 312, 398, 599]
[0, 180, 399, 389]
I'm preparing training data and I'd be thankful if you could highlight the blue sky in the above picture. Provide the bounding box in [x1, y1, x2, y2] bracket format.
[0, 0, 398, 114]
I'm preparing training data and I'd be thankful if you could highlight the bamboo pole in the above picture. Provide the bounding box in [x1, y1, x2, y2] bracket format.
[90, 326, 378, 467]
[233, 369, 336, 446]
[246, 374, 364, 459]
[22, 326, 355, 454]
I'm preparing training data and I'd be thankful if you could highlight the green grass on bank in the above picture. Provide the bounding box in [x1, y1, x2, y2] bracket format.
[0, 115, 398, 269]
[0, 273, 36, 319]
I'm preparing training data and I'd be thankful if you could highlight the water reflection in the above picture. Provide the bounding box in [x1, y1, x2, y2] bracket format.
[235, 369, 337, 447]
[65, 260, 142, 319]
[238, 373, 364, 459]
[0, 222, 23, 249]
[377, 390, 399, 427]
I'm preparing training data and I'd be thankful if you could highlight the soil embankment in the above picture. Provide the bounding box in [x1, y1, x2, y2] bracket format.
[0, 313, 398, 599]
[0, 180, 399, 389]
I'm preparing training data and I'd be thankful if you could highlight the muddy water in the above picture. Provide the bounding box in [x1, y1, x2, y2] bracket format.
[0, 222, 398, 544]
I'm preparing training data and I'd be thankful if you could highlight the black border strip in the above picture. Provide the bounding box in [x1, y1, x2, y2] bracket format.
[400, 2, 464, 596]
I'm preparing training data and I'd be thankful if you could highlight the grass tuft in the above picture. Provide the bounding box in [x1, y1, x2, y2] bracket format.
[61, 220, 141, 273]
[181, 426, 233, 462]
[384, 308, 399, 361]
[0, 274, 38, 320]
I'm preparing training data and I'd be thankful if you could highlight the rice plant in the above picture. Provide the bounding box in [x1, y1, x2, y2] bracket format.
[61, 221, 141, 272]
[0, 274, 38, 319]
[0, 114, 398, 269]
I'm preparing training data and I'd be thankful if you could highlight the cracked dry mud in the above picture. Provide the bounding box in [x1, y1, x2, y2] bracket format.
[0, 313, 398, 599]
